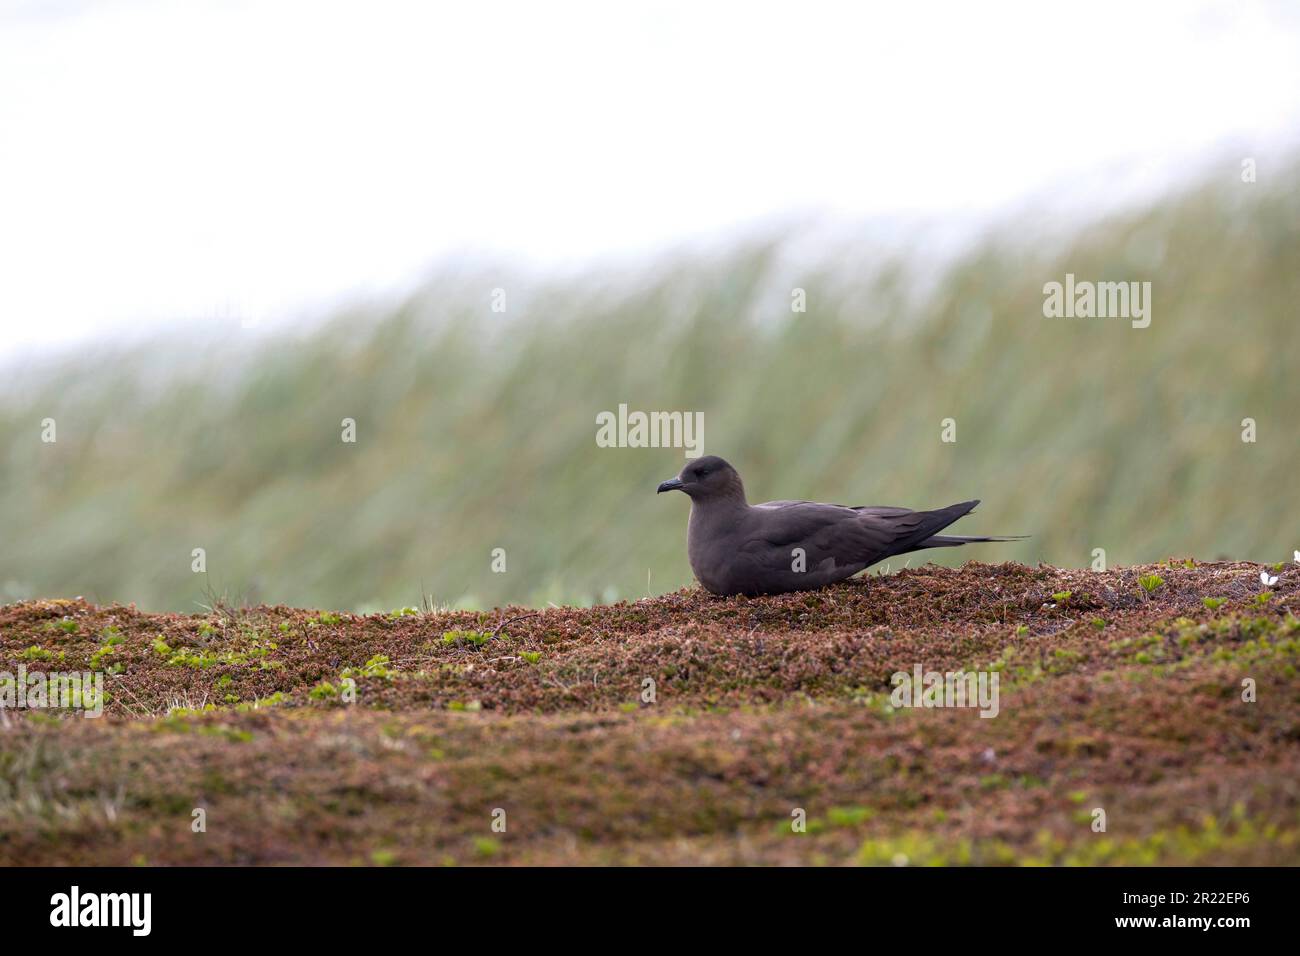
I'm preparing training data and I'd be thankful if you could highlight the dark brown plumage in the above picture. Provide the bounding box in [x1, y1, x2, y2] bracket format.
[656, 455, 1023, 596]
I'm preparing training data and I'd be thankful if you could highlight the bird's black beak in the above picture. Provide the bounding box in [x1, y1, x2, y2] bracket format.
[656, 477, 684, 494]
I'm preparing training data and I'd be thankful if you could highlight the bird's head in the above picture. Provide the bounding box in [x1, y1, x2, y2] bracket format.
[656, 455, 745, 502]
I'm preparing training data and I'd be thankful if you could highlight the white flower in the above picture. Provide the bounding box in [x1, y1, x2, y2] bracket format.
[1260, 570, 1278, 587]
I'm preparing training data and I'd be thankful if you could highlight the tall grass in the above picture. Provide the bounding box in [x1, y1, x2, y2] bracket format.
[2, 163, 1297, 612]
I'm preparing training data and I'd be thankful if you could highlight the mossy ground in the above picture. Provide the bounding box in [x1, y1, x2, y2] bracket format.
[1, 560, 1297, 865]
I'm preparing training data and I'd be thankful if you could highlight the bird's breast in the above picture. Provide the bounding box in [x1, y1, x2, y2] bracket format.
[686, 505, 748, 594]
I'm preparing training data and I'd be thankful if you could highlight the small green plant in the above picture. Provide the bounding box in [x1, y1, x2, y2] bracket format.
[1138, 574, 1164, 596]
[1091, 618, 1106, 630]
[443, 629, 492, 648]
[89, 634, 121, 668]
[166, 648, 219, 669]
[19, 645, 56, 662]
[340, 653, 395, 680]
[1202, 597, 1226, 611]
[1015, 625, 1029, 636]
[54, 618, 79, 634]
[309, 681, 339, 700]
[520, 651, 541, 665]
[315, 612, 342, 625]
[152, 636, 172, 656]
[826, 806, 875, 827]
[387, 607, 419, 619]
[1253, 593, 1271, 607]
[235, 691, 289, 711]
[1051, 591, 1072, 603]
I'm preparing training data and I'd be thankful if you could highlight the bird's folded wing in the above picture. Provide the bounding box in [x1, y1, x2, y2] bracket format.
[741, 501, 929, 564]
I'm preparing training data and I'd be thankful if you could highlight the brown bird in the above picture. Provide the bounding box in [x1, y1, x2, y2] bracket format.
[657, 455, 1023, 596]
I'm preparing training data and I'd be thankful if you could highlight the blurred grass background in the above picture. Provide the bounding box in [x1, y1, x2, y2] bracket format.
[2, 162, 1297, 613]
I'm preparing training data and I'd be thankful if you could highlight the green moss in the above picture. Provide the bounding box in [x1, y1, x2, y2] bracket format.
[856, 815, 1292, 867]
[309, 681, 339, 700]
[857, 832, 997, 866]
[198, 724, 253, 743]
[340, 653, 396, 681]
[442, 630, 493, 648]
[827, 806, 875, 827]
[164, 636, 279, 670]
[234, 691, 289, 711]
[167, 649, 219, 669]
[85, 628, 127, 669]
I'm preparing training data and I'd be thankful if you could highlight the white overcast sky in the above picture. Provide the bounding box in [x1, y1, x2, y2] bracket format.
[1, 0, 1299, 358]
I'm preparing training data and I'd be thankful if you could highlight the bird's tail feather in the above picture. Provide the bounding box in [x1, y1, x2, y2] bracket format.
[920, 534, 1030, 548]
[882, 500, 1027, 558]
